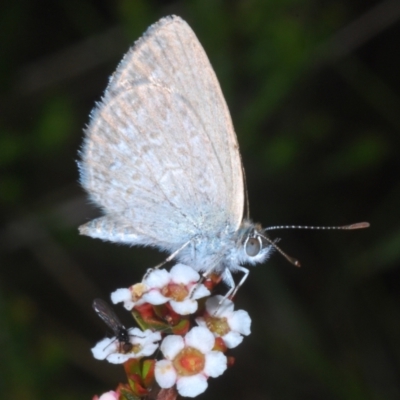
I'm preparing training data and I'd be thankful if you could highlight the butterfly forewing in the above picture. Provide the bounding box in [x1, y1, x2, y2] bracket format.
[79, 16, 244, 250]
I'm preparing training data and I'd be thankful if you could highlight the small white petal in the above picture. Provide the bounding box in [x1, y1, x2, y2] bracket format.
[185, 327, 214, 353]
[140, 342, 159, 357]
[222, 331, 243, 348]
[176, 375, 208, 398]
[144, 269, 170, 288]
[140, 329, 162, 343]
[128, 328, 146, 338]
[143, 290, 169, 305]
[123, 300, 136, 310]
[170, 264, 199, 285]
[127, 328, 161, 357]
[106, 352, 131, 364]
[204, 351, 227, 378]
[160, 335, 185, 360]
[110, 288, 131, 304]
[98, 391, 119, 400]
[195, 317, 207, 328]
[91, 338, 117, 360]
[206, 295, 234, 317]
[227, 309, 251, 335]
[190, 284, 211, 300]
[155, 360, 177, 388]
[170, 299, 198, 315]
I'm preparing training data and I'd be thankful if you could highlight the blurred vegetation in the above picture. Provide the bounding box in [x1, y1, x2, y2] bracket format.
[1, 0, 399, 399]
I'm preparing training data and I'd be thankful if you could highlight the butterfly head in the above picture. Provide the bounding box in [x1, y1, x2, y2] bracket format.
[235, 220, 273, 266]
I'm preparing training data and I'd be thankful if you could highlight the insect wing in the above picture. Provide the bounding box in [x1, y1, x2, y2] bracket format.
[79, 16, 244, 250]
[92, 298, 125, 336]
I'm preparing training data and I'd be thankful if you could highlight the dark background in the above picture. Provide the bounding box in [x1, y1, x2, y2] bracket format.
[1, 0, 399, 399]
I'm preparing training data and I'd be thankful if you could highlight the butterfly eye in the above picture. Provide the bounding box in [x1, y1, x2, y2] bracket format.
[245, 236, 262, 257]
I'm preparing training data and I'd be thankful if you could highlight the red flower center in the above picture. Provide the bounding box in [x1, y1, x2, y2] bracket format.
[204, 314, 230, 336]
[161, 283, 189, 302]
[173, 347, 205, 376]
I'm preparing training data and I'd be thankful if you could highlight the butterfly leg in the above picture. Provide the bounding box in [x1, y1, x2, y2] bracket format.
[218, 266, 250, 303]
[206, 267, 249, 314]
[229, 266, 249, 299]
[156, 240, 192, 269]
[220, 268, 236, 301]
[143, 239, 192, 280]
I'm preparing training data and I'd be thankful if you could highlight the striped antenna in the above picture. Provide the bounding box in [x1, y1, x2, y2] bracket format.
[262, 222, 370, 267]
[264, 222, 370, 232]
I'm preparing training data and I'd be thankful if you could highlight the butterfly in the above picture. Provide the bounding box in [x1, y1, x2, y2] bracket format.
[78, 16, 368, 297]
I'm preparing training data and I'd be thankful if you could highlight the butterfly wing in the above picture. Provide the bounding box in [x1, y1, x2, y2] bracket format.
[79, 16, 244, 251]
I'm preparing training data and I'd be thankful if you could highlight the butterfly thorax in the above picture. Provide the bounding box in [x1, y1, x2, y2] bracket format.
[176, 219, 273, 276]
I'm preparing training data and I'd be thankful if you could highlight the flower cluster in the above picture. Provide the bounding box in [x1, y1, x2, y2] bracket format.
[91, 264, 251, 399]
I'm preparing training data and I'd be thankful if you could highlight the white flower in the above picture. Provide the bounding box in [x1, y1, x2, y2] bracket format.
[155, 326, 227, 397]
[91, 328, 161, 364]
[95, 391, 119, 400]
[196, 295, 251, 348]
[111, 283, 148, 310]
[142, 264, 210, 315]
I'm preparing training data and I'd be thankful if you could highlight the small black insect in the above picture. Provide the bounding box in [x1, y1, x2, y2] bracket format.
[93, 298, 133, 353]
